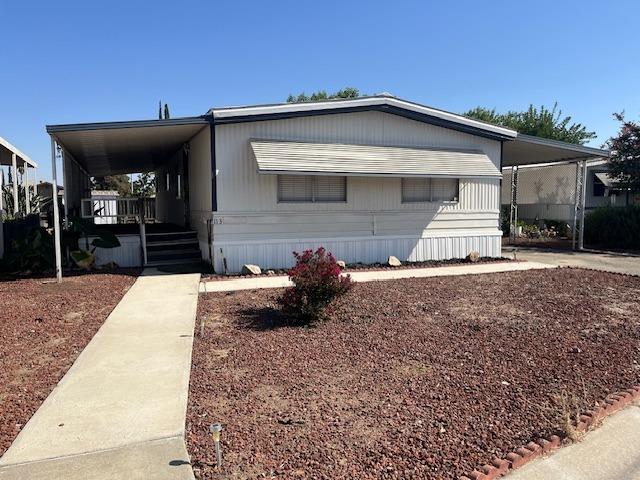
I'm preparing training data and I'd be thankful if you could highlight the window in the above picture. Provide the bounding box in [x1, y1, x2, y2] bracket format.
[278, 175, 346, 202]
[177, 174, 182, 199]
[401, 177, 459, 203]
[593, 174, 605, 197]
[165, 172, 171, 192]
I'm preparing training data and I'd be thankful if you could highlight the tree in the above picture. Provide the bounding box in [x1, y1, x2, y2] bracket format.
[606, 113, 640, 192]
[464, 103, 596, 145]
[92, 175, 132, 197]
[158, 101, 170, 119]
[132, 172, 156, 197]
[287, 87, 361, 103]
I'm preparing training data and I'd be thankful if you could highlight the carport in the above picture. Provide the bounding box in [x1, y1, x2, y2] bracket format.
[46, 117, 209, 281]
[501, 134, 610, 249]
[0, 136, 38, 216]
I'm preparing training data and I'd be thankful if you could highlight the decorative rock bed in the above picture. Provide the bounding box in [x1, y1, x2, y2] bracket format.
[188, 268, 640, 479]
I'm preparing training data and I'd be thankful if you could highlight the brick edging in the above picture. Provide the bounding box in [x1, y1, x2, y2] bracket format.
[460, 385, 640, 480]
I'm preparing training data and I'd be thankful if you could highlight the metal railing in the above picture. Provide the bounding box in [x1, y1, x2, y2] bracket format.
[81, 197, 156, 223]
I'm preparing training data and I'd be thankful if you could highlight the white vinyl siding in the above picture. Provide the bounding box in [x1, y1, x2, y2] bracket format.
[278, 175, 346, 203]
[402, 178, 459, 203]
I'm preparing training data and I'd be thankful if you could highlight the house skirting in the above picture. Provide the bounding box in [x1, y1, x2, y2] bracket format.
[87, 234, 142, 268]
[212, 230, 502, 273]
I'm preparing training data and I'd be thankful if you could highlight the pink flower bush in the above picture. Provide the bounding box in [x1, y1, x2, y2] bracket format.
[279, 247, 352, 324]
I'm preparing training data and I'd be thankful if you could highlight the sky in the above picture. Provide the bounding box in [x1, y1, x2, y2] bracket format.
[1, 0, 639, 181]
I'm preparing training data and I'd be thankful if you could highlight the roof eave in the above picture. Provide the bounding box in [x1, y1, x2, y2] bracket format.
[515, 133, 610, 158]
[209, 96, 517, 140]
[46, 116, 209, 134]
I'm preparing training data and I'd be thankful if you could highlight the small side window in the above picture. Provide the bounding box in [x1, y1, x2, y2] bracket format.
[593, 174, 605, 197]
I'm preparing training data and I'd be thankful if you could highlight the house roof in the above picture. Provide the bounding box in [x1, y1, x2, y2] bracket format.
[45, 95, 609, 177]
[209, 94, 518, 141]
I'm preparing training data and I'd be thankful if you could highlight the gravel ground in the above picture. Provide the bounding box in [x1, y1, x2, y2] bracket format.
[0, 271, 138, 456]
[188, 268, 640, 479]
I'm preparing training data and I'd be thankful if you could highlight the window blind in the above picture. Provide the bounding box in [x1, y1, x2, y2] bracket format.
[278, 175, 346, 202]
[401, 178, 459, 202]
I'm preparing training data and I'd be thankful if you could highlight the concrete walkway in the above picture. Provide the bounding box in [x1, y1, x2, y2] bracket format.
[504, 247, 640, 276]
[201, 261, 554, 293]
[507, 404, 640, 480]
[0, 270, 200, 480]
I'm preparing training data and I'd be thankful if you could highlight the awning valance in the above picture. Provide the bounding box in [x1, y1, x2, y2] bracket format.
[250, 139, 501, 179]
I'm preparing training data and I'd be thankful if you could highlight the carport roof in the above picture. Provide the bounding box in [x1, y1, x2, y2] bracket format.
[46, 117, 208, 176]
[0, 136, 37, 168]
[503, 134, 609, 167]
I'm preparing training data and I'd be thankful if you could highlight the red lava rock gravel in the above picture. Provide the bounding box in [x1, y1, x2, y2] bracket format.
[0, 270, 138, 456]
[187, 268, 640, 479]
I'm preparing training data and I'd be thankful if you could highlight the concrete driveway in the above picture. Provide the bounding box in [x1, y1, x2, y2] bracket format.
[503, 247, 640, 276]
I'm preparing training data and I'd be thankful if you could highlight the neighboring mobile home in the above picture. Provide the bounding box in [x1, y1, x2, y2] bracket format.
[501, 159, 639, 225]
[45, 95, 608, 275]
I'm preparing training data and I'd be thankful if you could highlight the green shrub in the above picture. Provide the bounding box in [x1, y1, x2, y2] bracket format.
[584, 206, 640, 249]
[279, 247, 352, 324]
[1, 227, 54, 274]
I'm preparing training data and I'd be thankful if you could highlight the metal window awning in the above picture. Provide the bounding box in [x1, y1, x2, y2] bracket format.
[250, 139, 502, 179]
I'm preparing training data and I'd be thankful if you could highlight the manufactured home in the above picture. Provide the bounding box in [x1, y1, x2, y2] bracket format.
[502, 159, 638, 225]
[45, 95, 609, 276]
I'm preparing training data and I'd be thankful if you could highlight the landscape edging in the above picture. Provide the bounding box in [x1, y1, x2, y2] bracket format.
[460, 385, 640, 480]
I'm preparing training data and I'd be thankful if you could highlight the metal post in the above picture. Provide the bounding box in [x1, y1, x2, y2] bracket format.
[509, 166, 519, 244]
[11, 153, 18, 215]
[25, 166, 31, 215]
[51, 138, 63, 282]
[578, 159, 588, 250]
[61, 149, 69, 227]
[0, 166, 4, 212]
[572, 161, 585, 251]
[138, 198, 147, 266]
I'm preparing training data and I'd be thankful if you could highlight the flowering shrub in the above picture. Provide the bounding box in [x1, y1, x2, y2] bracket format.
[279, 247, 352, 324]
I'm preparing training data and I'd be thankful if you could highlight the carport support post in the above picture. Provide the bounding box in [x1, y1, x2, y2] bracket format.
[0, 166, 4, 212]
[572, 160, 587, 251]
[51, 138, 63, 282]
[11, 153, 18, 215]
[24, 166, 30, 215]
[509, 166, 519, 243]
[578, 159, 588, 250]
